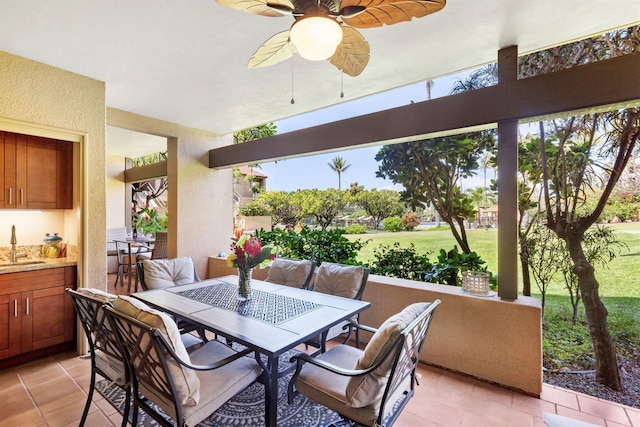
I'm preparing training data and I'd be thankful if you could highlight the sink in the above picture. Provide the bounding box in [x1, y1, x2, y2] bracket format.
[0, 261, 46, 268]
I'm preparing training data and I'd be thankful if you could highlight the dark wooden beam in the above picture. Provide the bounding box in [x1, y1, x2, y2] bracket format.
[209, 52, 640, 168]
[124, 161, 167, 183]
[497, 46, 520, 300]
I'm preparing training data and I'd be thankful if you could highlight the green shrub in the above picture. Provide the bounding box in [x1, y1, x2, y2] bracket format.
[133, 208, 167, 236]
[382, 217, 403, 232]
[239, 201, 269, 216]
[255, 226, 368, 265]
[401, 212, 420, 231]
[345, 224, 367, 234]
[424, 246, 491, 286]
[369, 242, 432, 281]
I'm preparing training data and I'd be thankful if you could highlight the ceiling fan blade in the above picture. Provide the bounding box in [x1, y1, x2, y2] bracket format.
[329, 26, 370, 77]
[216, 0, 294, 17]
[248, 31, 296, 68]
[340, 0, 445, 28]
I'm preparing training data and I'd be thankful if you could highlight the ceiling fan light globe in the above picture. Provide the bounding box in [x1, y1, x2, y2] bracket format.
[290, 17, 342, 61]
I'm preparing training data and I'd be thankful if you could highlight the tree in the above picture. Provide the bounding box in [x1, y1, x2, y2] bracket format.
[517, 136, 549, 296]
[451, 63, 497, 93]
[233, 123, 277, 143]
[348, 182, 364, 196]
[232, 123, 277, 194]
[130, 151, 168, 225]
[480, 152, 493, 205]
[298, 188, 348, 231]
[559, 226, 627, 324]
[535, 111, 639, 390]
[256, 191, 304, 229]
[522, 26, 640, 390]
[328, 156, 351, 190]
[466, 187, 486, 224]
[521, 221, 564, 314]
[376, 133, 494, 253]
[355, 189, 403, 229]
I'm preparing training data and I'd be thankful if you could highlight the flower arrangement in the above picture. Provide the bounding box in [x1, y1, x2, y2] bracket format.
[227, 228, 276, 300]
[226, 228, 276, 270]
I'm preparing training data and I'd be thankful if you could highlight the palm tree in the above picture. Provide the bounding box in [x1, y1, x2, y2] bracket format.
[328, 156, 351, 190]
[481, 151, 493, 205]
[466, 187, 486, 225]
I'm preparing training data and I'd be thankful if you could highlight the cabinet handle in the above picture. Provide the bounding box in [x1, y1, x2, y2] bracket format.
[25, 297, 29, 316]
[14, 299, 17, 317]
[20, 188, 24, 205]
[8, 188, 12, 205]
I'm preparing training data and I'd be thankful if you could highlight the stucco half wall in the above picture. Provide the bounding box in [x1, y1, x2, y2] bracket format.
[208, 256, 542, 396]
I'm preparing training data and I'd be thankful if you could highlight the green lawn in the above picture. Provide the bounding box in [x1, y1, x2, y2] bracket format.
[350, 223, 640, 299]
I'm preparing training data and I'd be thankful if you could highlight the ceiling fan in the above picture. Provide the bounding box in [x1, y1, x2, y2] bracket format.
[216, 0, 446, 77]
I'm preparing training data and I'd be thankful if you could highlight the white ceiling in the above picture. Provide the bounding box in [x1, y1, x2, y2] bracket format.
[106, 126, 167, 158]
[1, 0, 639, 156]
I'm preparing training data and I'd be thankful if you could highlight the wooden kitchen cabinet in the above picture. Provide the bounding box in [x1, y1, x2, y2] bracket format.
[0, 292, 21, 359]
[0, 266, 77, 368]
[1, 131, 73, 209]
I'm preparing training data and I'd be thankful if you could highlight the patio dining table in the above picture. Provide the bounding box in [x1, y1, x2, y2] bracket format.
[131, 275, 370, 426]
[113, 237, 154, 292]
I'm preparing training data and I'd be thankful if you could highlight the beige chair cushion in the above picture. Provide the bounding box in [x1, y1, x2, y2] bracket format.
[313, 263, 364, 298]
[295, 345, 380, 426]
[265, 258, 313, 288]
[142, 257, 195, 289]
[346, 302, 429, 408]
[113, 295, 200, 406]
[178, 341, 263, 426]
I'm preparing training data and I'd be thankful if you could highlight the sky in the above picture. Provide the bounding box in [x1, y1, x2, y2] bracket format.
[258, 70, 491, 192]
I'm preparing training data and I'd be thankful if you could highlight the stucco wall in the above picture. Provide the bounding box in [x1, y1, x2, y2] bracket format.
[360, 275, 542, 396]
[107, 108, 232, 280]
[207, 256, 543, 396]
[106, 154, 127, 229]
[0, 50, 106, 290]
[236, 215, 272, 232]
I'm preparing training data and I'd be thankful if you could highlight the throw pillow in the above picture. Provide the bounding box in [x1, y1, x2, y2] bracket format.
[313, 262, 364, 298]
[266, 258, 313, 288]
[345, 302, 429, 408]
[143, 257, 195, 289]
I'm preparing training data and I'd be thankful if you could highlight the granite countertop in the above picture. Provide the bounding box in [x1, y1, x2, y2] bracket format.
[0, 256, 77, 275]
[0, 244, 77, 274]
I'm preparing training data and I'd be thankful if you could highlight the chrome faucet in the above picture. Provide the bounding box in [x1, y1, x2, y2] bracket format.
[10, 225, 27, 263]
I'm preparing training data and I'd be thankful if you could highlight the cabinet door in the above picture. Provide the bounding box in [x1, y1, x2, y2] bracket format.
[0, 293, 22, 360]
[1, 132, 73, 210]
[25, 135, 58, 209]
[21, 286, 66, 353]
[56, 140, 73, 209]
[2, 132, 27, 209]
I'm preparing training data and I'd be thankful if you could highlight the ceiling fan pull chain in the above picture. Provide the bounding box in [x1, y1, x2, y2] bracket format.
[340, 71, 344, 99]
[291, 63, 295, 104]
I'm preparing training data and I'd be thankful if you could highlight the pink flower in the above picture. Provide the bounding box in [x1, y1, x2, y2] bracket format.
[243, 237, 262, 257]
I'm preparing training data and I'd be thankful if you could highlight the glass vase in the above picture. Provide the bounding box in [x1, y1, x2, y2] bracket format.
[237, 267, 253, 301]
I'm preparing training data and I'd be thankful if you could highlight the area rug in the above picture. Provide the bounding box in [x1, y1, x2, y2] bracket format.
[96, 368, 343, 426]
